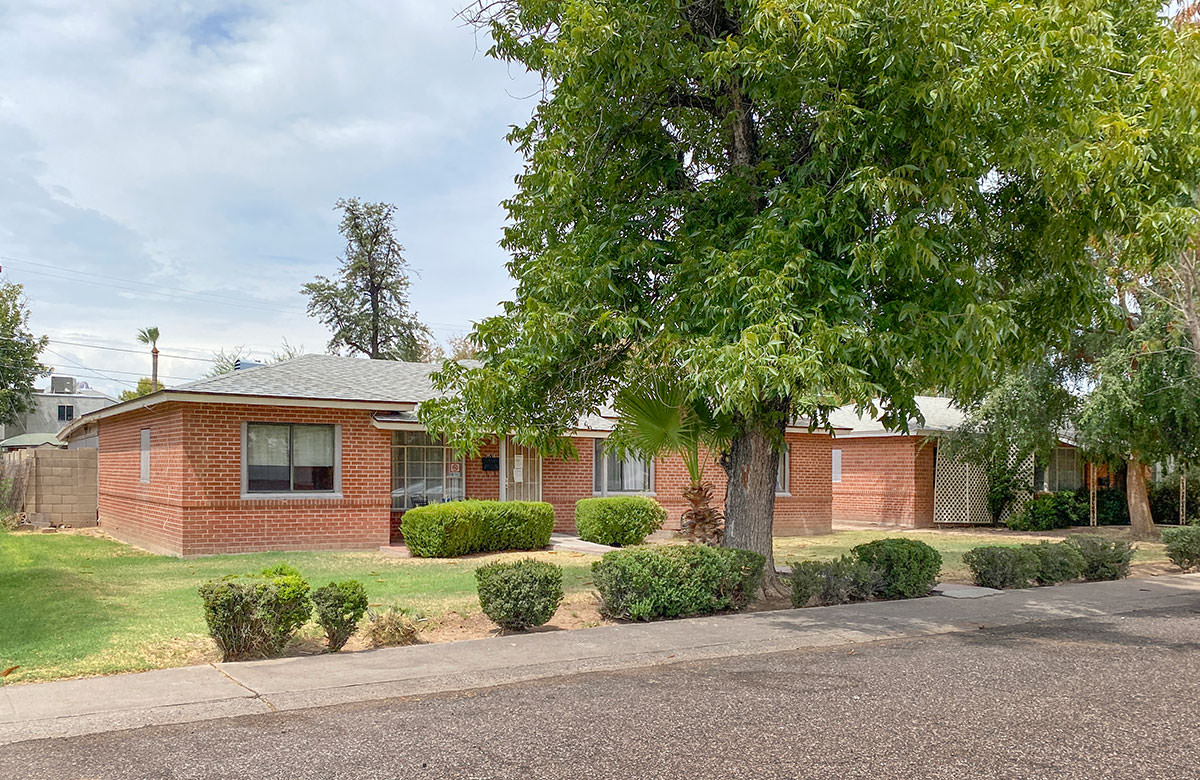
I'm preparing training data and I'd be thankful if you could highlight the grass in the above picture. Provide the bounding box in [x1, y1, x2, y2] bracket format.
[774, 527, 1170, 583]
[0, 525, 1173, 684]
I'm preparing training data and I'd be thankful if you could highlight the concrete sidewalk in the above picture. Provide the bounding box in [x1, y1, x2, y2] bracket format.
[3, 573, 1198, 746]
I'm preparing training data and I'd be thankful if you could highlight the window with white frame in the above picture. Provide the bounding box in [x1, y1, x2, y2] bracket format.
[776, 444, 790, 494]
[391, 431, 464, 510]
[139, 428, 150, 483]
[832, 449, 843, 483]
[1035, 446, 1082, 492]
[245, 423, 337, 494]
[58, 404, 75, 422]
[593, 440, 653, 494]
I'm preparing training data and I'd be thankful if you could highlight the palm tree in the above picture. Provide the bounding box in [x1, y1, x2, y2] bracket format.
[136, 326, 161, 392]
[607, 374, 727, 545]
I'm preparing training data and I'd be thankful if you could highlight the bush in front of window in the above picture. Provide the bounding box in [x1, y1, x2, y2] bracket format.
[1005, 491, 1087, 532]
[591, 545, 765, 621]
[475, 558, 564, 630]
[574, 496, 666, 546]
[312, 579, 370, 652]
[401, 500, 556, 557]
[198, 565, 313, 661]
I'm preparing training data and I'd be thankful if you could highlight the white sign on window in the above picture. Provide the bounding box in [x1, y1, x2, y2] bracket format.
[513, 453, 524, 483]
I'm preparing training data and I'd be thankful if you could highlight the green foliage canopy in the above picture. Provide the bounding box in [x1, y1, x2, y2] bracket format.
[0, 281, 48, 425]
[424, 1, 1200, 462]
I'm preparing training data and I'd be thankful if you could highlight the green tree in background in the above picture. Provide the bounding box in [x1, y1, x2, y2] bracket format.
[303, 199, 430, 362]
[118, 377, 159, 402]
[136, 326, 160, 392]
[0, 281, 48, 425]
[422, 0, 1200, 579]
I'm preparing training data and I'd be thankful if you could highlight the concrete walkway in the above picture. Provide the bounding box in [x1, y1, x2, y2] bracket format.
[2, 573, 1197, 746]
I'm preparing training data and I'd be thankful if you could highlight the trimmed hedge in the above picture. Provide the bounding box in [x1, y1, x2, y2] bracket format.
[963, 546, 1040, 589]
[1065, 535, 1132, 581]
[1006, 492, 1087, 532]
[575, 496, 666, 546]
[1163, 526, 1200, 571]
[475, 558, 564, 630]
[790, 556, 882, 607]
[312, 579, 369, 652]
[591, 545, 765, 621]
[401, 500, 555, 557]
[850, 538, 942, 599]
[198, 565, 312, 661]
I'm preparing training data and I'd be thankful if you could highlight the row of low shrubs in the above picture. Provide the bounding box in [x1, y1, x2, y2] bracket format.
[963, 536, 1134, 589]
[474, 545, 767, 629]
[790, 538, 943, 608]
[199, 565, 420, 661]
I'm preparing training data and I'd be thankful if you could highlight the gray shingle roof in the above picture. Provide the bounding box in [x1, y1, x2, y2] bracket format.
[173, 354, 459, 404]
[827, 396, 965, 435]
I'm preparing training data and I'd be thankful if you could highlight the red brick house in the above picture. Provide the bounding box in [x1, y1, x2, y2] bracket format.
[60, 355, 834, 556]
[827, 397, 1089, 527]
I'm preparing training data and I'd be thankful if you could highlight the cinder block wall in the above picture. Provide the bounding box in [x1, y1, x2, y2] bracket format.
[18, 448, 98, 527]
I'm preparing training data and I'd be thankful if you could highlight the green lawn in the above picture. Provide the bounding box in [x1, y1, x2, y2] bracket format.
[0, 526, 1172, 684]
[0, 531, 599, 684]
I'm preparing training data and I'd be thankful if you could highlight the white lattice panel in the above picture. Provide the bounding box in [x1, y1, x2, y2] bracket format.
[934, 451, 993, 525]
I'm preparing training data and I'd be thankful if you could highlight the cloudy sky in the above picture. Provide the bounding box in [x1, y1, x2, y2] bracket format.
[0, 0, 540, 398]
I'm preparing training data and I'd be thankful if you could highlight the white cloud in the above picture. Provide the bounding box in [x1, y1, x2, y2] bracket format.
[0, 0, 538, 396]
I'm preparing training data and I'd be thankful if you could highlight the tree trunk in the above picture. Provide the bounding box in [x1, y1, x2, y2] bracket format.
[722, 423, 780, 586]
[1126, 455, 1156, 540]
[151, 347, 159, 392]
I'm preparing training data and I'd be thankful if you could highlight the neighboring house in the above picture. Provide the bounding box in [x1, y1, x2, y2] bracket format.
[0, 376, 116, 447]
[58, 355, 835, 556]
[827, 397, 1088, 527]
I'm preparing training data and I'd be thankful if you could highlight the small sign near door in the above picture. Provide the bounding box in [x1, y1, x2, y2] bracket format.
[481, 457, 499, 471]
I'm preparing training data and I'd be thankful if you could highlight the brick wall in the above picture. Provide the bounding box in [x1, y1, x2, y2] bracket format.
[831, 436, 935, 528]
[98, 402, 391, 556]
[96, 401, 836, 555]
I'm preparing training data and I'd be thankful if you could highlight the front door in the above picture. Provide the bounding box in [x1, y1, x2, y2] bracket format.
[502, 437, 542, 502]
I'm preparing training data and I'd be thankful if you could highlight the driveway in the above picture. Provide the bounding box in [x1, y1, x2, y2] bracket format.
[4, 603, 1198, 779]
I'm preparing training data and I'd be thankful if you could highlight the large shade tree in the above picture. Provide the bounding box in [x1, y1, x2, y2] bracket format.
[422, 0, 1200, 576]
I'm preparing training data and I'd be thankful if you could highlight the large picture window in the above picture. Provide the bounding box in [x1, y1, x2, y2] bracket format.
[1035, 446, 1082, 493]
[593, 440, 653, 495]
[245, 423, 337, 494]
[392, 431, 464, 510]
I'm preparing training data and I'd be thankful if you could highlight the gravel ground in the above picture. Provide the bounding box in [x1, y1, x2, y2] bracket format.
[5, 604, 1198, 780]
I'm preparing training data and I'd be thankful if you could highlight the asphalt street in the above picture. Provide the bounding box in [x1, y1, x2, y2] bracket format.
[4, 604, 1198, 780]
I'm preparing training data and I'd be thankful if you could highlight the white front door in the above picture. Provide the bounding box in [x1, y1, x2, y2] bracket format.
[501, 437, 542, 502]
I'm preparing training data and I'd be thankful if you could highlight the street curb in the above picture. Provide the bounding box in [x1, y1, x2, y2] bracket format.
[2, 572, 1197, 745]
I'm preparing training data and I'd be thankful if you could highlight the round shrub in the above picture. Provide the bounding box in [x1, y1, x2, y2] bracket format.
[575, 496, 666, 546]
[850, 538, 942, 599]
[1023, 541, 1085, 584]
[790, 556, 882, 608]
[591, 545, 765, 621]
[962, 546, 1039, 589]
[362, 606, 422, 648]
[1064, 535, 1132, 581]
[1162, 526, 1200, 571]
[312, 579, 370, 652]
[198, 565, 312, 661]
[475, 558, 564, 630]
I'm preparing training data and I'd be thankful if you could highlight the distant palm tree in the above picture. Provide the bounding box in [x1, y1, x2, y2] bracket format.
[607, 374, 727, 545]
[136, 326, 161, 392]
